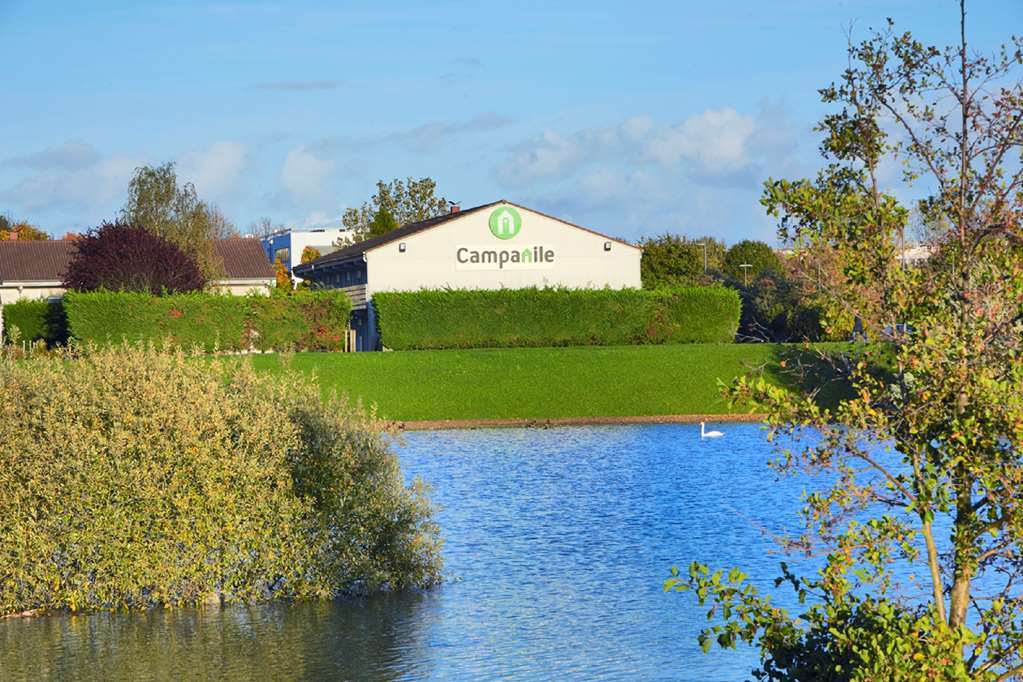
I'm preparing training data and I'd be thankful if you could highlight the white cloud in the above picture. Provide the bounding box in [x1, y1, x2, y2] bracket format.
[178, 141, 249, 198]
[644, 107, 757, 173]
[280, 145, 333, 203]
[4, 140, 102, 171]
[1, 154, 141, 214]
[497, 131, 582, 186]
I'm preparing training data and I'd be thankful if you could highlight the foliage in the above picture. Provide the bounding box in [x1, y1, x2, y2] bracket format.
[736, 271, 824, 342]
[0, 215, 49, 240]
[1, 299, 68, 346]
[121, 162, 228, 279]
[63, 290, 352, 352]
[372, 287, 740, 350]
[340, 177, 449, 243]
[723, 239, 782, 284]
[669, 5, 1023, 679]
[274, 257, 293, 290]
[638, 233, 725, 288]
[0, 344, 441, 614]
[300, 246, 322, 264]
[366, 206, 399, 239]
[63, 222, 206, 294]
[250, 343, 848, 422]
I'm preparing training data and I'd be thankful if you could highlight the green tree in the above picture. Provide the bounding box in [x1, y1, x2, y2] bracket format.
[638, 234, 725, 288]
[366, 206, 399, 239]
[667, 4, 1023, 679]
[121, 162, 226, 279]
[341, 177, 449, 242]
[722, 239, 782, 285]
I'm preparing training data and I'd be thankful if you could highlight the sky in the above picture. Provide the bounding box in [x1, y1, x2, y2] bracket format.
[1, 0, 1020, 243]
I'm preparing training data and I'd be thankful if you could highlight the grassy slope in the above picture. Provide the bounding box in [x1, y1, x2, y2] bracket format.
[248, 344, 842, 422]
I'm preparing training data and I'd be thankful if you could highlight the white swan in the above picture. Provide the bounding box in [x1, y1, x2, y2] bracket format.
[700, 421, 724, 439]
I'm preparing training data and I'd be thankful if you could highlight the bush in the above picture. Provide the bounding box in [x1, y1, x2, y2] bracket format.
[63, 222, 206, 293]
[372, 287, 740, 350]
[63, 290, 352, 352]
[0, 344, 440, 614]
[1, 299, 68, 346]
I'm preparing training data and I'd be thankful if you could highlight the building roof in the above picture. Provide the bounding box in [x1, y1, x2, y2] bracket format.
[294, 200, 639, 274]
[0, 238, 273, 284]
[213, 239, 275, 279]
[0, 240, 77, 282]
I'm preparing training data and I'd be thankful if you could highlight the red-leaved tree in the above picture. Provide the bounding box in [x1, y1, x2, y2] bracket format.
[63, 223, 206, 294]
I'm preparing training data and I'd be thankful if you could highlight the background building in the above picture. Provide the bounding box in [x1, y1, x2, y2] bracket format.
[295, 200, 642, 351]
[0, 238, 275, 336]
[260, 226, 350, 281]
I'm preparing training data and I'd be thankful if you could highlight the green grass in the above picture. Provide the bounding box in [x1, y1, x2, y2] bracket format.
[248, 344, 849, 422]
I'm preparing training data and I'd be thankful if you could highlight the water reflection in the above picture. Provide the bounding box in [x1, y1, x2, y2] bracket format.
[2, 424, 818, 681]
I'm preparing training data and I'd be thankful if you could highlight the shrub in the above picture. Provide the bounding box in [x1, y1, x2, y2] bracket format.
[63, 290, 352, 352]
[372, 287, 740, 350]
[0, 344, 441, 614]
[63, 222, 205, 293]
[1, 299, 68, 346]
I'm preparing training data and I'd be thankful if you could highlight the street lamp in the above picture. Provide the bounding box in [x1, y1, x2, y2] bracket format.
[698, 241, 708, 273]
[739, 263, 753, 287]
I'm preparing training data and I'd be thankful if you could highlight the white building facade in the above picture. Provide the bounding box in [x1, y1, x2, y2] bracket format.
[295, 201, 642, 350]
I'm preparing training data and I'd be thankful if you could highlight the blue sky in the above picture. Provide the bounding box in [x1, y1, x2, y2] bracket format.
[1, 0, 1020, 243]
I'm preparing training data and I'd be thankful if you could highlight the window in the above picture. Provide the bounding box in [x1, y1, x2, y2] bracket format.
[274, 247, 291, 264]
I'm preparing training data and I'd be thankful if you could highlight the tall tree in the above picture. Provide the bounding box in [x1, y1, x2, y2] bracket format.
[121, 163, 224, 278]
[341, 177, 449, 242]
[667, 4, 1023, 679]
[638, 234, 725, 288]
[722, 239, 782, 285]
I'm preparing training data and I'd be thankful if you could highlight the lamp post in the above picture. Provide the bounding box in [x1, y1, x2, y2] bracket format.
[698, 241, 708, 273]
[739, 263, 752, 287]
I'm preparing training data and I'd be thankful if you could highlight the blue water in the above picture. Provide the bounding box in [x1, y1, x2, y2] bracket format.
[1, 424, 827, 681]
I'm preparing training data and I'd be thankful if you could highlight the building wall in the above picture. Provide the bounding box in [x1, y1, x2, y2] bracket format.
[210, 280, 273, 296]
[261, 228, 352, 279]
[0, 283, 65, 339]
[365, 204, 641, 295]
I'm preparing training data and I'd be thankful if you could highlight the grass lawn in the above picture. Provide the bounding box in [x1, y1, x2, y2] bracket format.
[248, 344, 847, 422]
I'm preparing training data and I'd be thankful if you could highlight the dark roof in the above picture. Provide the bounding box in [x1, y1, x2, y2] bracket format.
[0, 238, 273, 284]
[0, 240, 77, 282]
[296, 201, 500, 273]
[293, 200, 639, 275]
[214, 238, 275, 279]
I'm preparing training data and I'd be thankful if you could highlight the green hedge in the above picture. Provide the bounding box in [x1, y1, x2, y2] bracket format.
[63, 290, 352, 352]
[1, 299, 68, 346]
[372, 287, 741, 350]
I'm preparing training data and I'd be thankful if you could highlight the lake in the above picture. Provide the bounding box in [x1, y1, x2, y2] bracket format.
[1, 424, 823, 681]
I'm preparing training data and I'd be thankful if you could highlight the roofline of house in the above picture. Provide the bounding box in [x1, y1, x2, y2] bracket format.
[295, 200, 639, 275]
[0, 279, 64, 287]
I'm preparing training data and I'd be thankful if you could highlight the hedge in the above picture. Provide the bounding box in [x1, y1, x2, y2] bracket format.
[0, 344, 440, 613]
[372, 287, 741, 350]
[1, 299, 68, 346]
[63, 290, 352, 352]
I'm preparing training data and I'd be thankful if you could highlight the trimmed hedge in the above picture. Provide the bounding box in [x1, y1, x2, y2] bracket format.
[372, 287, 740, 350]
[63, 290, 352, 351]
[1, 299, 68, 346]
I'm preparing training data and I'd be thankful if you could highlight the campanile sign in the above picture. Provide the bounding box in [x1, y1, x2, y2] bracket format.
[455, 206, 555, 271]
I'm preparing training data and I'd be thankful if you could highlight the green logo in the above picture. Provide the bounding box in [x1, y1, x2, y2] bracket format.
[489, 206, 522, 240]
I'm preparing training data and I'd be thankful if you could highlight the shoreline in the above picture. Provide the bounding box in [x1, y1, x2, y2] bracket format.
[393, 413, 767, 431]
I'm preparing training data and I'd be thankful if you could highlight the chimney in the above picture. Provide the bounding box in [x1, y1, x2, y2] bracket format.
[449, 204, 460, 214]
[8, 229, 17, 241]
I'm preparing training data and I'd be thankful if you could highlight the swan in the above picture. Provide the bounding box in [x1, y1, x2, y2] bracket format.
[700, 421, 724, 439]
